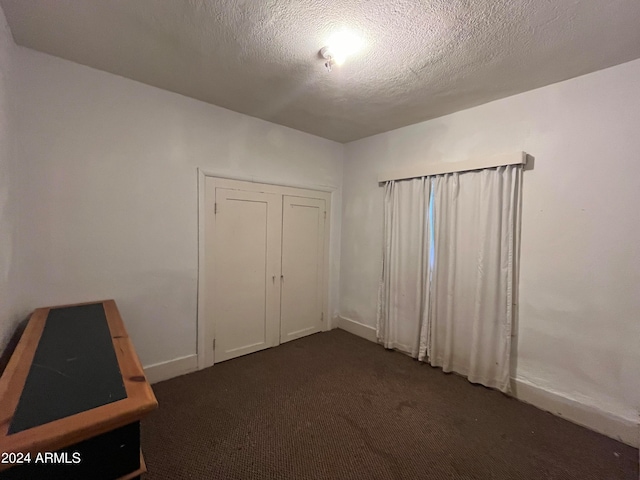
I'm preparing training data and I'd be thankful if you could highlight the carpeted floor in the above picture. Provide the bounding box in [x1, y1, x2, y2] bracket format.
[141, 329, 638, 480]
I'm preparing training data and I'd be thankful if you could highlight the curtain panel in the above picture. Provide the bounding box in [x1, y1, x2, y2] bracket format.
[377, 178, 431, 356]
[377, 165, 522, 392]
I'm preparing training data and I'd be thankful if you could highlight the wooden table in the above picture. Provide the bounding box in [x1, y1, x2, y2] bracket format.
[0, 300, 158, 479]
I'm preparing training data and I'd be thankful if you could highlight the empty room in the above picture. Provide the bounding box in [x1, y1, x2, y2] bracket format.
[0, 1, 638, 479]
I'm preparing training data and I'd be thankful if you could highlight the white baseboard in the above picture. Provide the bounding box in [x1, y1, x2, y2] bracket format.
[511, 378, 638, 447]
[336, 316, 378, 343]
[144, 354, 198, 384]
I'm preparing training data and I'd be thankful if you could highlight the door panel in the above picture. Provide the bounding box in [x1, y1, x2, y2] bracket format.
[280, 196, 326, 343]
[212, 188, 281, 362]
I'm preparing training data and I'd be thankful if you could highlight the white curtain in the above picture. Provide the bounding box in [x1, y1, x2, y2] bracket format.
[377, 178, 430, 356]
[378, 164, 522, 393]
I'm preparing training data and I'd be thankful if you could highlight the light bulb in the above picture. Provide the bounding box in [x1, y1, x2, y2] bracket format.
[332, 54, 347, 66]
[326, 30, 362, 65]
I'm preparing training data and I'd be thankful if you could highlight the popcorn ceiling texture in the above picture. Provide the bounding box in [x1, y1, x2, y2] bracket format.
[2, 0, 640, 142]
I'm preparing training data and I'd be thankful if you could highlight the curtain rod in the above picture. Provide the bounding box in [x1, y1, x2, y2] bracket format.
[378, 152, 528, 183]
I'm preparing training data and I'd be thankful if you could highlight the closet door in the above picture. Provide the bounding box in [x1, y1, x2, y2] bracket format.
[212, 188, 282, 362]
[280, 196, 326, 343]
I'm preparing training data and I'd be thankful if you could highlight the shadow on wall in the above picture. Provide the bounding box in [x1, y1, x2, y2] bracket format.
[509, 153, 534, 395]
[0, 315, 30, 377]
[524, 154, 535, 171]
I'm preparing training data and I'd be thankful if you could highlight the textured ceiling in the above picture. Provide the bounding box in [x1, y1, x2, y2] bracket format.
[3, 0, 640, 143]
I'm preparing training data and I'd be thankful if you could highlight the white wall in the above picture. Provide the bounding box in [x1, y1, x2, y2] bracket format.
[0, 5, 24, 351]
[13, 47, 343, 369]
[340, 59, 640, 442]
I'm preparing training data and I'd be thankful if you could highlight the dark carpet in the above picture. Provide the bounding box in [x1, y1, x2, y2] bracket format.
[142, 329, 638, 480]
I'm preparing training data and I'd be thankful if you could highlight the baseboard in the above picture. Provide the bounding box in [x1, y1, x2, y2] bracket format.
[336, 316, 378, 343]
[511, 378, 639, 448]
[144, 354, 198, 384]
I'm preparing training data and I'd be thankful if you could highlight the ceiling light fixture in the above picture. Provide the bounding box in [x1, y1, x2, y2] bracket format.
[320, 30, 363, 72]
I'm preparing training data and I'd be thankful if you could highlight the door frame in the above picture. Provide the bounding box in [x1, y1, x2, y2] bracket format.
[197, 169, 335, 370]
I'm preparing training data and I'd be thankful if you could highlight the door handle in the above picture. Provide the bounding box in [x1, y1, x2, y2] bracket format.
[280, 274, 284, 282]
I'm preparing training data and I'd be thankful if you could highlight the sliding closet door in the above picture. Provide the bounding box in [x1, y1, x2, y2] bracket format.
[280, 196, 326, 343]
[212, 188, 282, 362]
